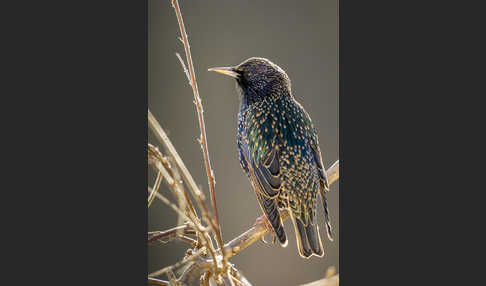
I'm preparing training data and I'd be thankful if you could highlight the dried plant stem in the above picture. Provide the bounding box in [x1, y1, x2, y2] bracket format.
[169, 0, 224, 254]
[148, 111, 215, 234]
[325, 160, 339, 188]
[148, 225, 197, 244]
[148, 277, 170, 286]
[148, 115, 221, 271]
[148, 171, 163, 207]
[148, 123, 199, 213]
[149, 246, 209, 278]
[148, 143, 201, 235]
[147, 152, 220, 274]
[148, 228, 196, 242]
[148, 187, 193, 227]
[148, 186, 219, 275]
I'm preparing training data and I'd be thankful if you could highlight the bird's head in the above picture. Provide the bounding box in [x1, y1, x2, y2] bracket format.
[209, 57, 291, 104]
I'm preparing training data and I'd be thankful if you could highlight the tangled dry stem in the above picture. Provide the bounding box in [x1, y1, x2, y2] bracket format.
[170, 0, 224, 255]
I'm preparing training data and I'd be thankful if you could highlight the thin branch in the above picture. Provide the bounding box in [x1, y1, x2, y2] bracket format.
[148, 144, 175, 187]
[148, 170, 164, 207]
[148, 225, 196, 244]
[148, 111, 205, 202]
[148, 139, 220, 272]
[149, 142, 202, 237]
[148, 187, 193, 227]
[169, 0, 224, 254]
[326, 160, 339, 188]
[148, 247, 209, 278]
[149, 187, 219, 274]
[148, 112, 216, 232]
[148, 137, 222, 274]
[178, 260, 213, 285]
[148, 277, 170, 286]
[167, 270, 178, 286]
[175, 52, 191, 85]
[148, 109, 223, 272]
[148, 143, 195, 214]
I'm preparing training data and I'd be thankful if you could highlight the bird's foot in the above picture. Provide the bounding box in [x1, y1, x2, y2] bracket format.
[254, 215, 277, 244]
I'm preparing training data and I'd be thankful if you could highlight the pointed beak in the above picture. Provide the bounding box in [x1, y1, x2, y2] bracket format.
[207, 66, 239, 78]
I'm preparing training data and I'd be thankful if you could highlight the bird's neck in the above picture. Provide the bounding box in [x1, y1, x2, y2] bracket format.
[239, 85, 291, 111]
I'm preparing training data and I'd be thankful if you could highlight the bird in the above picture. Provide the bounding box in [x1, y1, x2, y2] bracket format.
[208, 57, 333, 258]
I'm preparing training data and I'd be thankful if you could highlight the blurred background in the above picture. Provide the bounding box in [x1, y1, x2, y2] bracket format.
[148, 0, 338, 285]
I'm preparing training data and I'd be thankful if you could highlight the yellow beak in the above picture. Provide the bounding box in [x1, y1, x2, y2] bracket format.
[207, 66, 239, 78]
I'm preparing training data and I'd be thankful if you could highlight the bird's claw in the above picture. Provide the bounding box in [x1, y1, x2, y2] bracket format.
[254, 215, 277, 245]
[259, 235, 268, 244]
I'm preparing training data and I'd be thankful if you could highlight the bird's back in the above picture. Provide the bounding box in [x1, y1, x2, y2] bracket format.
[237, 93, 333, 258]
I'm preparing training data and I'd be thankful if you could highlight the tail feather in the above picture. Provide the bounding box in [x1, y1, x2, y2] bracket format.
[305, 223, 324, 256]
[291, 214, 324, 258]
[294, 218, 313, 258]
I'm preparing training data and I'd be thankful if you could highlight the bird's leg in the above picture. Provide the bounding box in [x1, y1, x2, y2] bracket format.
[254, 215, 277, 244]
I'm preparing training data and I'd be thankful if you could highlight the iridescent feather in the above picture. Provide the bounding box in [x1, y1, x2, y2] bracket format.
[212, 57, 333, 258]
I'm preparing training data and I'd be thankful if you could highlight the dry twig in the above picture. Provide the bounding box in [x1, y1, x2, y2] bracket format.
[148, 277, 170, 286]
[148, 116, 220, 273]
[169, 0, 224, 254]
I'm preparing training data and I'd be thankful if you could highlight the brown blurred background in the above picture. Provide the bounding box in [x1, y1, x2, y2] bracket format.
[148, 0, 338, 285]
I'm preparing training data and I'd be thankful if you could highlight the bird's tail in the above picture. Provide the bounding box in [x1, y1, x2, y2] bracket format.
[290, 212, 324, 258]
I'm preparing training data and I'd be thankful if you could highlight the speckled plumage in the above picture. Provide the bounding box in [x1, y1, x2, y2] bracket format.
[210, 57, 333, 258]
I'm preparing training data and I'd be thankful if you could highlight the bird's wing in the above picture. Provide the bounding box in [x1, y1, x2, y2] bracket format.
[309, 129, 334, 241]
[292, 99, 329, 190]
[240, 133, 281, 199]
[310, 139, 329, 190]
[299, 104, 333, 240]
[240, 132, 287, 245]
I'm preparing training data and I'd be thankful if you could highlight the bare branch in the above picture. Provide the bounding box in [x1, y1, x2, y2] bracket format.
[149, 186, 219, 274]
[149, 247, 210, 278]
[148, 225, 197, 245]
[148, 187, 193, 226]
[175, 52, 191, 85]
[148, 170, 164, 207]
[148, 112, 217, 235]
[326, 160, 339, 188]
[169, 0, 224, 255]
[178, 259, 212, 285]
[148, 111, 204, 200]
[148, 135, 222, 274]
[148, 277, 170, 286]
[148, 143, 200, 228]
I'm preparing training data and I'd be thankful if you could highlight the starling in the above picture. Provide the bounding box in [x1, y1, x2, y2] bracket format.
[209, 57, 333, 258]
